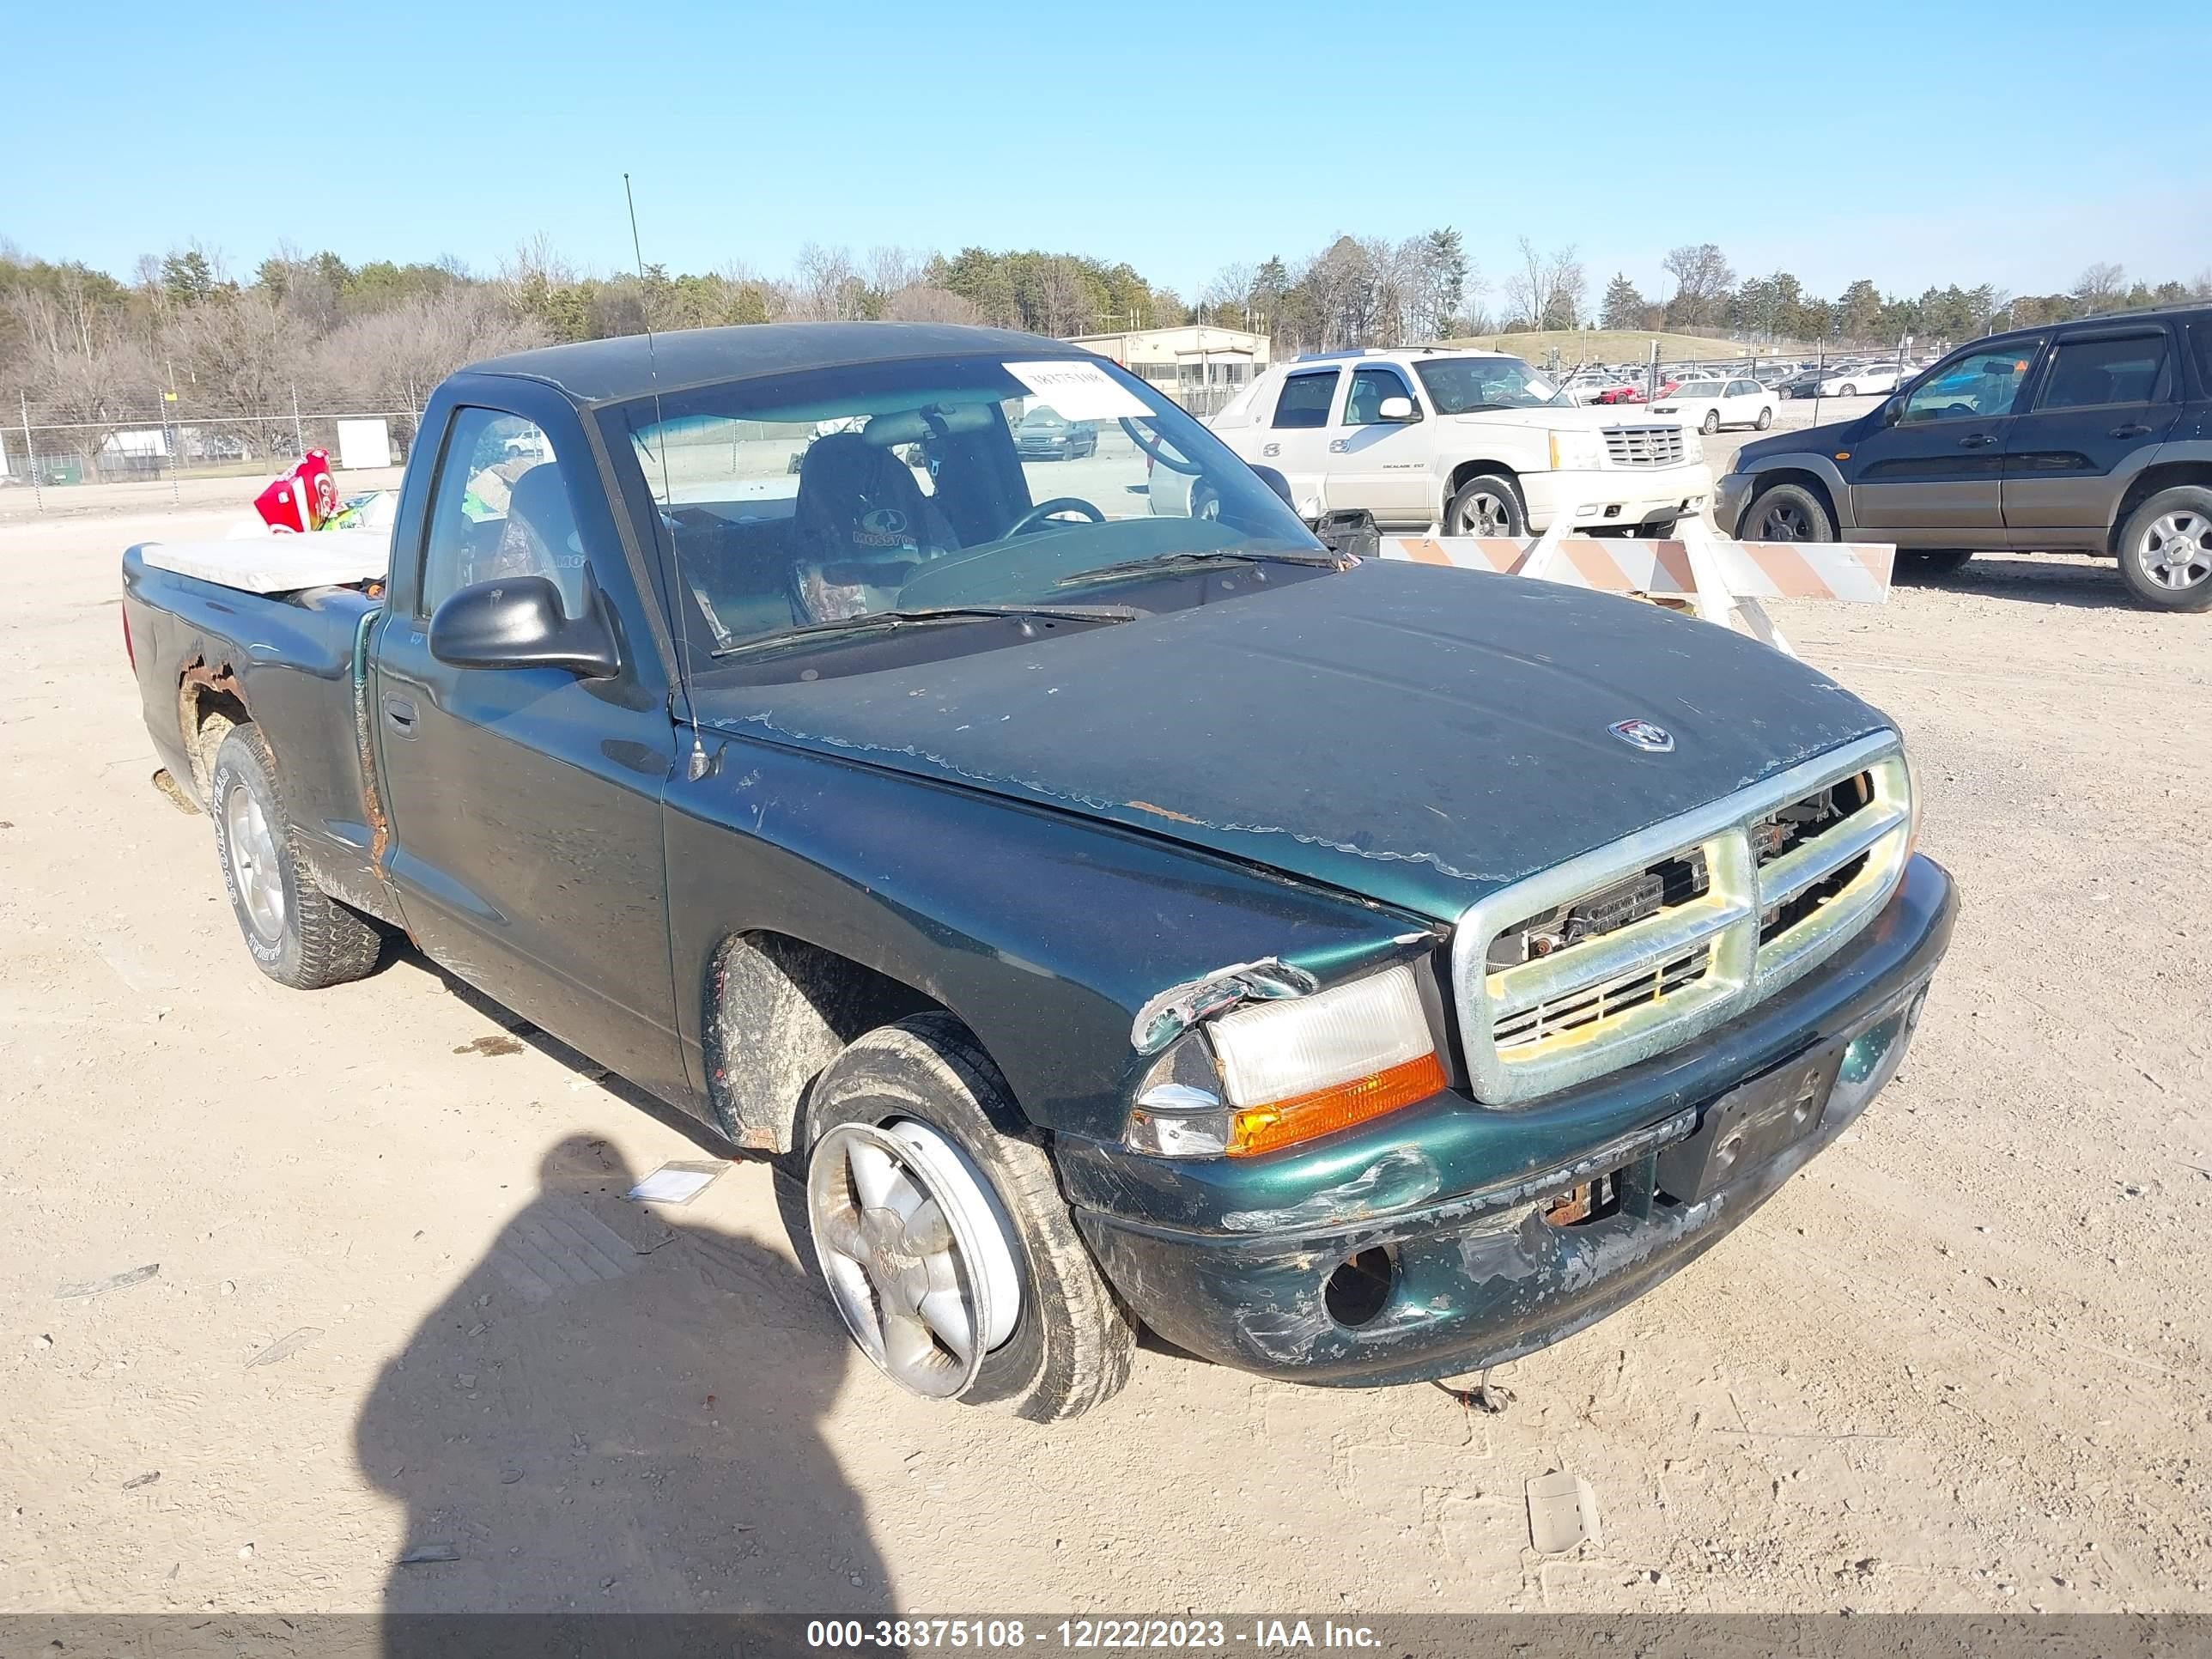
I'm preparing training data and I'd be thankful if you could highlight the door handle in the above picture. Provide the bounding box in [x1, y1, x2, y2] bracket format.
[1957, 434, 1998, 448]
[2108, 423, 2152, 438]
[382, 695, 418, 736]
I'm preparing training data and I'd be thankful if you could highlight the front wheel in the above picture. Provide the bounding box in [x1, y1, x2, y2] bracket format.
[1742, 482, 1835, 544]
[1755, 407, 1774, 430]
[1901, 549, 1974, 580]
[1838, 383, 1857, 397]
[1445, 472, 1527, 538]
[797, 1014, 1135, 1421]
[1700, 410, 1720, 434]
[2117, 486, 2212, 611]
[209, 723, 381, 988]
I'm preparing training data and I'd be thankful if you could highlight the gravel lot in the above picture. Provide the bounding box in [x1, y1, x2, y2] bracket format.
[3, 462, 2208, 1617]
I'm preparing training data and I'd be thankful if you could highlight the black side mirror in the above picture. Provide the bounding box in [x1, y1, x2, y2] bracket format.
[1881, 394, 1906, 426]
[428, 574, 621, 679]
[1249, 464, 1295, 508]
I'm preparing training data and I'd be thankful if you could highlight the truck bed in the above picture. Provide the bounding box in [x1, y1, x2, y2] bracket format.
[136, 529, 389, 594]
[121, 544, 400, 927]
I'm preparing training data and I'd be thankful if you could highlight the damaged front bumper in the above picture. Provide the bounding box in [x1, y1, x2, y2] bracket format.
[1062, 854, 1957, 1387]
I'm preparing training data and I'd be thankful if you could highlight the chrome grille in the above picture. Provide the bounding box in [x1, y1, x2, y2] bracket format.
[1493, 943, 1713, 1050]
[1451, 733, 1913, 1105]
[1601, 424, 1687, 468]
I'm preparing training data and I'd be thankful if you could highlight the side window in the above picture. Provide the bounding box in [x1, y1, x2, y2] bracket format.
[1272, 369, 1340, 429]
[2035, 332, 2173, 410]
[1899, 343, 2043, 423]
[1343, 366, 1416, 426]
[2191, 322, 2212, 400]
[420, 409, 588, 620]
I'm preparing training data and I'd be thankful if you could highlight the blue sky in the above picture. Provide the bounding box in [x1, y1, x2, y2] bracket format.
[6, 0, 2205, 305]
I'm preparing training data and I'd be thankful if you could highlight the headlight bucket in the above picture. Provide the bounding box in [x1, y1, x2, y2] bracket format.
[1124, 963, 1446, 1160]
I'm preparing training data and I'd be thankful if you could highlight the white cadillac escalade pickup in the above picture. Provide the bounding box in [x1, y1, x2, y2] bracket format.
[1177, 347, 1712, 538]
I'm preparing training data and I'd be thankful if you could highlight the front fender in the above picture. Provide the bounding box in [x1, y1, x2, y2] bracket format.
[663, 730, 1432, 1140]
[1723, 451, 1856, 533]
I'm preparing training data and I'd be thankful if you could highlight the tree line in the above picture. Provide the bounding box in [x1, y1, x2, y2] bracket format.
[5, 229, 2208, 474]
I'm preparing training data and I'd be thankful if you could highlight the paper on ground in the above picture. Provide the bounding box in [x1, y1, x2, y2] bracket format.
[628, 1161, 727, 1206]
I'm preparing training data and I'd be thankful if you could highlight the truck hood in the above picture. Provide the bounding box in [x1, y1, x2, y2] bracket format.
[1448, 404, 1667, 433]
[691, 562, 1892, 922]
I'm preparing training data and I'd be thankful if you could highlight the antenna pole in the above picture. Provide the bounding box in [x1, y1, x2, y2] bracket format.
[624, 173, 708, 782]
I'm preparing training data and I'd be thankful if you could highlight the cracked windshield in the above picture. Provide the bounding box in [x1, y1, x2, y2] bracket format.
[616, 352, 1323, 655]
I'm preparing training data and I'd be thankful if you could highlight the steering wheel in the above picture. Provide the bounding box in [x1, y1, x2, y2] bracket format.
[1120, 417, 1200, 475]
[1007, 497, 1105, 537]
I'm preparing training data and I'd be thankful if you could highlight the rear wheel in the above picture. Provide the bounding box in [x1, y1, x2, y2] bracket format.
[1754, 407, 1774, 430]
[1900, 549, 1974, 579]
[209, 723, 381, 989]
[796, 1014, 1134, 1421]
[2117, 486, 2212, 612]
[1445, 471, 1527, 538]
[1742, 481, 1835, 544]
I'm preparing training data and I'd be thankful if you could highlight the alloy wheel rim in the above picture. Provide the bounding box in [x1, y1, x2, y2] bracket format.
[1456, 491, 1511, 536]
[1761, 503, 1808, 542]
[806, 1119, 1022, 1399]
[222, 783, 286, 942]
[2141, 511, 2211, 590]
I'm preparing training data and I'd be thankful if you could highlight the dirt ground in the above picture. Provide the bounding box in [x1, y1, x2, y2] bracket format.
[3, 467, 2209, 1618]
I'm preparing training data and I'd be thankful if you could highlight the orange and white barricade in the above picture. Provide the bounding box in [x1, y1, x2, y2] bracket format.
[1378, 516, 1895, 660]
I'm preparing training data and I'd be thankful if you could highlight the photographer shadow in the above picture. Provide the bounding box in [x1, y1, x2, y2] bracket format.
[355, 1133, 891, 1632]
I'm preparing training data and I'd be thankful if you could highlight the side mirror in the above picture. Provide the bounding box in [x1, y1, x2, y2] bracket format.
[1881, 395, 1906, 426]
[428, 574, 621, 679]
[1249, 464, 1296, 508]
[1376, 396, 1418, 422]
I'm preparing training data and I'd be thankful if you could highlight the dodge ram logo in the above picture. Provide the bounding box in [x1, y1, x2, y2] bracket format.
[1609, 719, 1675, 753]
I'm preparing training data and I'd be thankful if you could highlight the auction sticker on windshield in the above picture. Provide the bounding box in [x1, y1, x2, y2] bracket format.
[1005, 360, 1152, 421]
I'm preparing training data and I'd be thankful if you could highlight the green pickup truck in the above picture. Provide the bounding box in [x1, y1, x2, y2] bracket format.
[124, 321, 1957, 1420]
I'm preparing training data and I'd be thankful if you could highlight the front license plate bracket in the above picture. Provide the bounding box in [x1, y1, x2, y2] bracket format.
[1655, 1042, 1844, 1203]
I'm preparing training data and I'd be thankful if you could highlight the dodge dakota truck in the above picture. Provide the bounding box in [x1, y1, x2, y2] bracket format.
[123, 321, 1956, 1422]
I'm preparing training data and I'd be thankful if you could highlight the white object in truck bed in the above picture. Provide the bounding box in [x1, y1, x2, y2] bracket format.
[139, 529, 391, 594]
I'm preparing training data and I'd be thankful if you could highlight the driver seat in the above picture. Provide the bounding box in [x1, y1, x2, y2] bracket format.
[791, 433, 938, 574]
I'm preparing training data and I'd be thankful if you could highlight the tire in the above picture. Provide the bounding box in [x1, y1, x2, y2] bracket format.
[1444, 471, 1527, 538]
[793, 1013, 1134, 1422]
[1755, 407, 1774, 430]
[1900, 550, 1974, 580]
[209, 723, 381, 989]
[1838, 383, 1857, 397]
[1700, 410, 1720, 434]
[1742, 481, 1836, 544]
[2116, 485, 2212, 612]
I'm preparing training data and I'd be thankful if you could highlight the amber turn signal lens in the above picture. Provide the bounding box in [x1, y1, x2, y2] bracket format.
[1225, 1050, 1448, 1158]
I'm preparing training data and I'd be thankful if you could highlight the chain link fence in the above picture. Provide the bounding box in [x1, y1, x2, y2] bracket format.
[3, 386, 422, 509]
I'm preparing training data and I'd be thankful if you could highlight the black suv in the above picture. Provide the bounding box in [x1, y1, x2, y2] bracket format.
[1717, 306, 2212, 611]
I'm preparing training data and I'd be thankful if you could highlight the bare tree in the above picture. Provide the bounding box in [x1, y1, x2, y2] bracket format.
[313, 289, 547, 436]
[1661, 243, 1735, 328]
[1504, 237, 1583, 331]
[1035, 256, 1096, 336]
[884, 284, 984, 325]
[865, 246, 925, 300]
[3, 287, 157, 474]
[788, 243, 865, 321]
[1200, 260, 1259, 327]
[2073, 262, 2127, 309]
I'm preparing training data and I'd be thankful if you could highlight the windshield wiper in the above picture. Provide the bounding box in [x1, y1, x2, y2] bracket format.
[713, 603, 1137, 659]
[1054, 549, 1343, 590]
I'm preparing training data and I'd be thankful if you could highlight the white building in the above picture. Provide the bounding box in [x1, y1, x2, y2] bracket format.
[1066, 325, 1272, 397]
